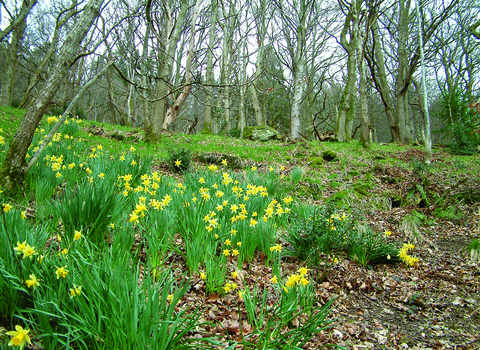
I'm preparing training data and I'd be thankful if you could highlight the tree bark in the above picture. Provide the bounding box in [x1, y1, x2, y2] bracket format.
[0, 0, 105, 193]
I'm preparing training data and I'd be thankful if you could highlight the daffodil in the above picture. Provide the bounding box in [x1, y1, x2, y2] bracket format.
[232, 271, 238, 279]
[25, 274, 40, 290]
[232, 249, 239, 256]
[270, 276, 278, 283]
[3, 203, 12, 212]
[14, 241, 27, 254]
[200, 272, 206, 280]
[298, 267, 308, 276]
[74, 230, 82, 240]
[56, 266, 69, 279]
[69, 285, 82, 297]
[5, 325, 32, 349]
[175, 159, 181, 167]
[22, 245, 36, 259]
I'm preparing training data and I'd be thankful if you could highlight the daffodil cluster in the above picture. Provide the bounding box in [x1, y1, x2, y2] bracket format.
[13, 241, 37, 259]
[283, 267, 310, 291]
[399, 243, 419, 266]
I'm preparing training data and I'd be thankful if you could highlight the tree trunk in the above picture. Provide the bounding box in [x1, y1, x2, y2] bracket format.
[290, 0, 307, 140]
[163, 0, 200, 131]
[413, 0, 432, 164]
[369, 17, 401, 143]
[351, 0, 371, 148]
[145, 0, 188, 141]
[1, 18, 27, 106]
[396, 0, 412, 143]
[0, 0, 105, 193]
[336, 12, 356, 142]
[251, 44, 263, 126]
[203, 0, 218, 133]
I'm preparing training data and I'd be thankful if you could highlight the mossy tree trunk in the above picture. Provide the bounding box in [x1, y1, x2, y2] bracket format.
[336, 11, 357, 142]
[0, 0, 105, 194]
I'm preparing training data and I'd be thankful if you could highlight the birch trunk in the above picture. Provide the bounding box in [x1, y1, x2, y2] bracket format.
[0, 0, 105, 193]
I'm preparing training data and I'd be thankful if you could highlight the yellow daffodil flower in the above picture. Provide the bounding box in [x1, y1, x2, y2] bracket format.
[6, 325, 32, 349]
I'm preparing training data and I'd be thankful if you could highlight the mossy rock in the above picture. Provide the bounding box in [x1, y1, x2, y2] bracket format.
[196, 152, 245, 169]
[353, 184, 371, 197]
[243, 126, 280, 142]
[322, 150, 338, 162]
[307, 157, 324, 167]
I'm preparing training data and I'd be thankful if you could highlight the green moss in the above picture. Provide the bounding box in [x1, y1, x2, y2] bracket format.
[322, 150, 338, 162]
[201, 123, 213, 135]
[307, 157, 324, 167]
[353, 184, 371, 197]
[285, 156, 292, 162]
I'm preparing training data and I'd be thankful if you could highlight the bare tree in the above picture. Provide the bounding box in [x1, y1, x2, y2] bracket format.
[0, 0, 105, 193]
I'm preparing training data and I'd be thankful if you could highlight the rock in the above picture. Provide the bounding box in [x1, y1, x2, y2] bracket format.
[243, 126, 280, 142]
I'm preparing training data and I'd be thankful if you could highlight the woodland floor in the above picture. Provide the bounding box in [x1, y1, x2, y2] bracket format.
[152, 146, 480, 350]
